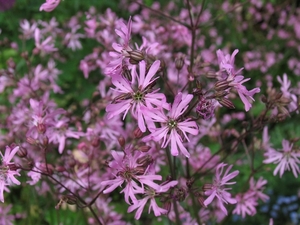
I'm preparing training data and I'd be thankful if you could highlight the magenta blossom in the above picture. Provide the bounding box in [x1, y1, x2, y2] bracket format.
[106, 17, 133, 76]
[229, 75, 260, 111]
[106, 60, 170, 132]
[203, 163, 239, 215]
[216, 49, 260, 111]
[39, 0, 60, 12]
[142, 92, 199, 158]
[263, 139, 300, 178]
[127, 180, 178, 220]
[233, 192, 257, 218]
[0, 146, 21, 203]
[100, 146, 162, 205]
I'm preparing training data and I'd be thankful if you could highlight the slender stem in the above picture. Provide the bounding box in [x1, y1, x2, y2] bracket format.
[187, 154, 201, 225]
[87, 205, 103, 225]
[191, 195, 201, 225]
[172, 200, 181, 225]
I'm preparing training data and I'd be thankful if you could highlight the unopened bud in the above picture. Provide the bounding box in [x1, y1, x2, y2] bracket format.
[133, 127, 143, 139]
[55, 166, 66, 172]
[261, 95, 267, 103]
[205, 71, 217, 79]
[91, 138, 100, 147]
[118, 136, 125, 148]
[68, 159, 76, 168]
[38, 123, 46, 134]
[175, 55, 185, 70]
[137, 155, 153, 166]
[43, 136, 49, 146]
[129, 50, 144, 63]
[202, 183, 212, 191]
[122, 68, 132, 81]
[138, 145, 151, 152]
[8, 163, 18, 171]
[197, 195, 206, 207]
[17, 147, 27, 158]
[26, 137, 37, 145]
[39, 163, 54, 175]
[129, 58, 139, 65]
[214, 80, 230, 91]
[218, 98, 235, 109]
[275, 91, 283, 100]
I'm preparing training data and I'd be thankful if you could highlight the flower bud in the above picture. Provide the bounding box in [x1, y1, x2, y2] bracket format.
[129, 50, 144, 63]
[39, 163, 54, 175]
[175, 54, 185, 70]
[214, 80, 230, 91]
[137, 145, 151, 152]
[261, 95, 267, 103]
[202, 183, 212, 191]
[118, 136, 125, 148]
[137, 155, 153, 166]
[133, 127, 143, 139]
[8, 163, 18, 171]
[91, 137, 100, 147]
[68, 158, 76, 168]
[55, 166, 66, 172]
[205, 71, 217, 79]
[218, 98, 235, 109]
[17, 147, 27, 158]
[197, 195, 206, 207]
[38, 123, 46, 134]
[43, 136, 49, 146]
[26, 137, 37, 145]
[122, 68, 132, 81]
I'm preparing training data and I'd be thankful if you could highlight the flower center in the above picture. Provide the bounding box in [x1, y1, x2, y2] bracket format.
[133, 91, 144, 102]
[168, 119, 177, 129]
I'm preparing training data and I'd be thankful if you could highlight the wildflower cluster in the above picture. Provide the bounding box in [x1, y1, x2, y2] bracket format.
[0, 0, 300, 224]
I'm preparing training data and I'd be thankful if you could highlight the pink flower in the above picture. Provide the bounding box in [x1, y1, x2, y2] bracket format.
[263, 139, 300, 178]
[0, 204, 15, 225]
[249, 177, 269, 202]
[216, 49, 260, 111]
[27, 98, 65, 139]
[106, 60, 170, 132]
[106, 17, 132, 76]
[0, 146, 21, 203]
[34, 28, 57, 54]
[100, 146, 162, 205]
[142, 93, 198, 158]
[203, 163, 239, 215]
[216, 49, 243, 81]
[39, 0, 60, 12]
[233, 192, 258, 218]
[229, 75, 260, 111]
[127, 181, 178, 220]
